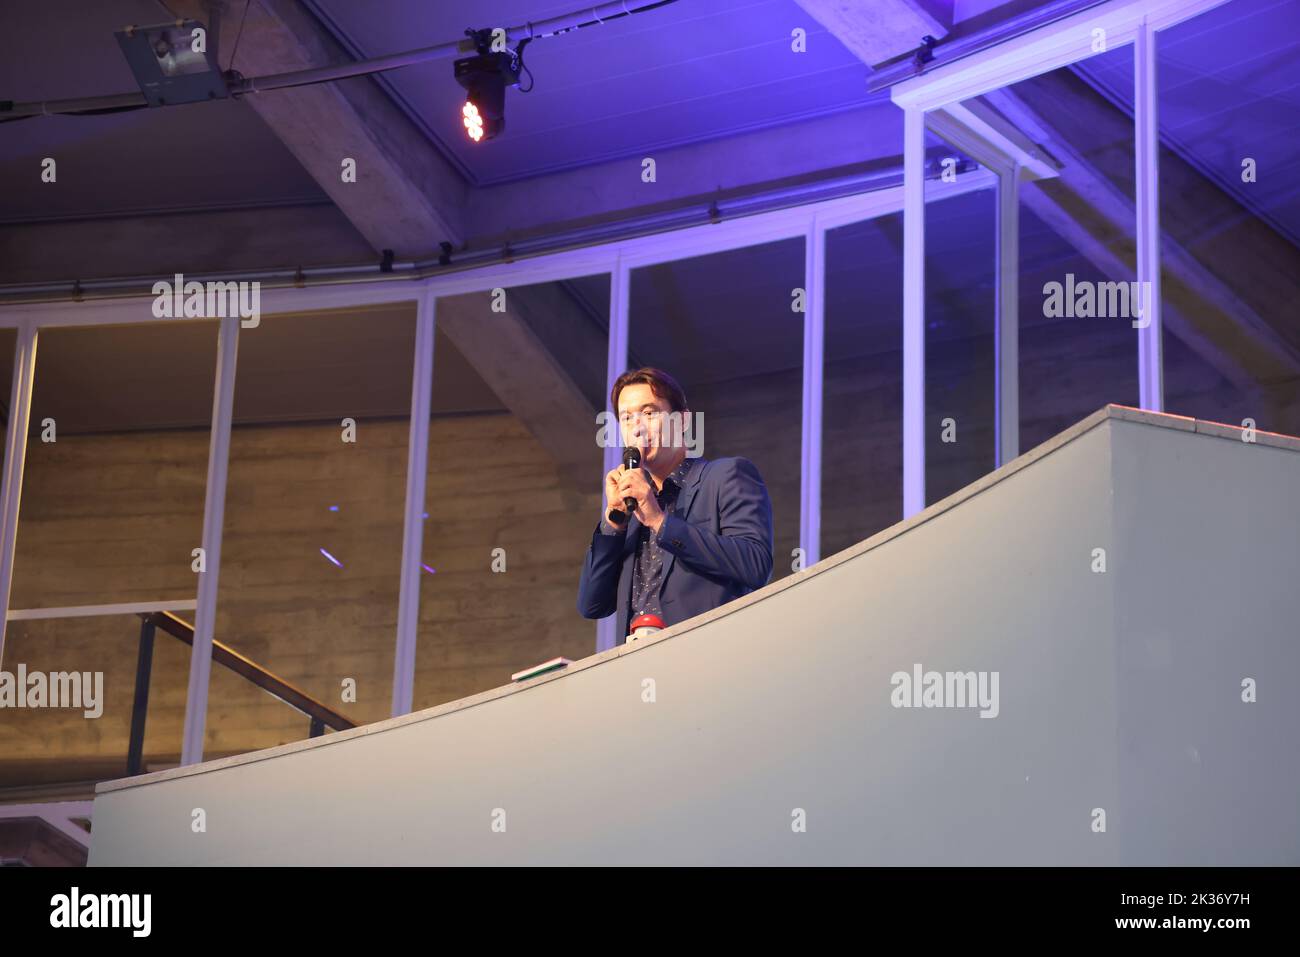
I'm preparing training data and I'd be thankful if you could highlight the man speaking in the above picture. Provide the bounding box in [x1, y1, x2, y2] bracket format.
[577, 367, 774, 643]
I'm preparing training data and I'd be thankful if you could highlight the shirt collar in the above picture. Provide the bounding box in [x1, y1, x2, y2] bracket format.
[663, 455, 694, 490]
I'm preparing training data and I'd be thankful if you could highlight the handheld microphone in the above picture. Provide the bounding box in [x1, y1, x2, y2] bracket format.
[606, 446, 642, 525]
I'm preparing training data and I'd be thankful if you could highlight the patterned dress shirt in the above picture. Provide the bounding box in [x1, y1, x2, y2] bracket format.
[599, 455, 695, 628]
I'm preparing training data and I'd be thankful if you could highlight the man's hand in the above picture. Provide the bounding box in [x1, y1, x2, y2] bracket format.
[618, 467, 665, 533]
[604, 466, 630, 527]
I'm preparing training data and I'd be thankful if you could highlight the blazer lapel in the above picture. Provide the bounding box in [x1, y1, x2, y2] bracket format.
[657, 456, 706, 595]
[623, 510, 642, 555]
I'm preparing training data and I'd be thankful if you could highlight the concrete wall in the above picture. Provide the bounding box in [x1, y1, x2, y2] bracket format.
[0, 413, 599, 786]
[84, 408, 1300, 865]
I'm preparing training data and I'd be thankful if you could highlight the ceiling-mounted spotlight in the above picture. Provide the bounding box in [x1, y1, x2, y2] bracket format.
[461, 99, 487, 142]
[115, 19, 228, 107]
[453, 29, 525, 142]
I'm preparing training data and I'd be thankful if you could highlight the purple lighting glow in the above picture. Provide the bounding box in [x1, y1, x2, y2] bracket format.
[421, 564, 436, 575]
[320, 548, 344, 569]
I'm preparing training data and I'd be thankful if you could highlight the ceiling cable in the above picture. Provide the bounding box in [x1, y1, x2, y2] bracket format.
[0, 0, 677, 121]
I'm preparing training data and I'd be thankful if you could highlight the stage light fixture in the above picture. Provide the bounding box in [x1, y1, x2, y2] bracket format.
[114, 19, 228, 107]
[453, 30, 525, 143]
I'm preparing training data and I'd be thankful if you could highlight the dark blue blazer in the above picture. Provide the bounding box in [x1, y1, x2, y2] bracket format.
[576, 456, 774, 643]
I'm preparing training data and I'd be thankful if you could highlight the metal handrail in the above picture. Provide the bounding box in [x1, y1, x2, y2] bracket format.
[127, 610, 356, 775]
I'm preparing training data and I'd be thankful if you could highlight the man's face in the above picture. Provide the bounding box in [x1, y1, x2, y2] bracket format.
[617, 383, 688, 469]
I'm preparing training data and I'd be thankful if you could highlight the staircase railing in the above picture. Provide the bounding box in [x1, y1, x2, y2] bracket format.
[4, 600, 356, 780]
[130, 610, 356, 775]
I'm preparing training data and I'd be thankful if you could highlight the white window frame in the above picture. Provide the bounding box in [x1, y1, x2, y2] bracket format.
[892, 0, 1236, 512]
[0, 0, 1229, 760]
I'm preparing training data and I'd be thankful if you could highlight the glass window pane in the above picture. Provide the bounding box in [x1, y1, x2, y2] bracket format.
[0, 615, 139, 788]
[7, 319, 217, 786]
[924, 128, 997, 504]
[1156, 0, 1299, 429]
[213, 304, 415, 757]
[986, 42, 1140, 450]
[823, 213, 903, 554]
[419, 276, 610, 709]
[629, 240, 801, 582]
[15, 321, 217, 606]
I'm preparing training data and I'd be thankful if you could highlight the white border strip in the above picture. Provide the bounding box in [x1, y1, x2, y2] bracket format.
[0, 324, 37, 661]
[180, 314, 239, 767]
[391, 289, 436, 716]
[1134, 18, 1164, 410]
[800, 219, 824, 566]
[7, 599, 197, 622]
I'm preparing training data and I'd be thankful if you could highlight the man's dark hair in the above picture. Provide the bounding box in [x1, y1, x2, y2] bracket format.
[611, 367, 689, 414]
